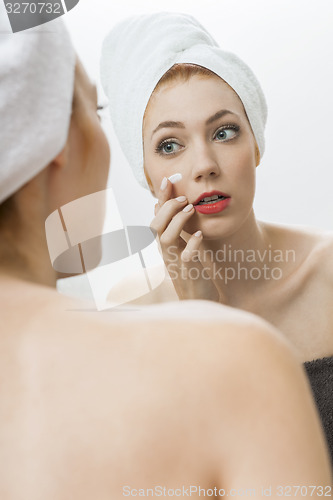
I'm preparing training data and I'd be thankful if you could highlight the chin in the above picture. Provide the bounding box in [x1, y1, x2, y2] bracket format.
[184, 213, 231, 240]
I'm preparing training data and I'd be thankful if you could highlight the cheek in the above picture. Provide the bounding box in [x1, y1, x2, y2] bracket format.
[228, 148, 256, 192]
[144, 151, 190, 198]
[68, 123, 86, 170]
[96, 127, 111, 180]
[146, 166, 187, 199]
[143, 150, 164, 196]
[82, 120, 111, 192]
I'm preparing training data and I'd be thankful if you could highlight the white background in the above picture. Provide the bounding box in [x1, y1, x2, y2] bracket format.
[64, 0, 333, 232]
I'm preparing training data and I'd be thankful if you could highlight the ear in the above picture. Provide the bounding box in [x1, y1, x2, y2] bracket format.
[255, 143, 260, 167]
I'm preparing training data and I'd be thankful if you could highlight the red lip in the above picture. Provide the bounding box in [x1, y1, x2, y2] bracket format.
[193, 190, 231, 215]
[193, 190, 230, 206]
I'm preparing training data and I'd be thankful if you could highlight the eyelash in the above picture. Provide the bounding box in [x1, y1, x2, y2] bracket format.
[213, 123, 240, 140]
[155, 123, 240, 157]
[155, 138, 180, 156]
[97, 103, 109, 113]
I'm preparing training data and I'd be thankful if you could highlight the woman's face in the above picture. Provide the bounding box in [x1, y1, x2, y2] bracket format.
[67, 60, 111, 200]
[50, 59, 111, 215]
[143, 74, 258, 239]
[51, 61, 111, 273]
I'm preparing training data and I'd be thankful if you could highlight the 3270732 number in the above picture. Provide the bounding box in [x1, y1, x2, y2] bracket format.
[5, 3, 62, 15]
[276, 485, 332, 497]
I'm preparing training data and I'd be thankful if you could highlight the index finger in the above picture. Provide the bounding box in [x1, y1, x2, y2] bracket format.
[157, 176, 173, 207]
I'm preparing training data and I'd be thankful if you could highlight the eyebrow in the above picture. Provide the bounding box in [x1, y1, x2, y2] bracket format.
[151, 109, 238, 138]
[205, 109, 238, 125]
[151, 121, 185, 138]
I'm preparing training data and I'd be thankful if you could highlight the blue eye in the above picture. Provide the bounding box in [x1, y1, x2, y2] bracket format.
[163, 142, 178, 153]
[214, 125, 239, 142]
[156, 140, 182, 156]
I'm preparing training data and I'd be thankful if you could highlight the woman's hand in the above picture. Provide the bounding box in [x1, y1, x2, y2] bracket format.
[150, 177, 221, 301]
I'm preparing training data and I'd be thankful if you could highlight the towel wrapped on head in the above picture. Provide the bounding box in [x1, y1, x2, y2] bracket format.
[0, 8, 75, 204]
[101, 12, 268, 190]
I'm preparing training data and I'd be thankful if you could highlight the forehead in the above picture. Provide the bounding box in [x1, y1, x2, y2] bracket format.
[144, 74, 245, 128]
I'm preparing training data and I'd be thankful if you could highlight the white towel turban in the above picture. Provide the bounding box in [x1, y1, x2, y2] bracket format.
[0, 8, 75, 203]
[101, 12, 268, 190]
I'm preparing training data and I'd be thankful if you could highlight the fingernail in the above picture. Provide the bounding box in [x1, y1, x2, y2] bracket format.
[194, 230, 202, 237]
[183, 204, 193, 213]
[176, 196, 187, 202]
[168, 173, 182, 184]
[160, 177, 168, 191]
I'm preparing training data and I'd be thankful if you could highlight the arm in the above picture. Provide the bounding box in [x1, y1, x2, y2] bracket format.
[204, 321, 332, 495]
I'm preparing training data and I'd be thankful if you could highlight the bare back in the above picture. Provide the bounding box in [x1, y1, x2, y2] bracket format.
[0, 277, 331, 498]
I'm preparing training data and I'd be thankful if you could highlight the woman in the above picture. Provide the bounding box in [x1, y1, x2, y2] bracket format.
[0, 13, 331, 496]
[101, 12, 333, 464]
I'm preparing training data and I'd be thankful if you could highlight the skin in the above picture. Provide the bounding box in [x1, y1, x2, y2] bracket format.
[0, 289, 331, 498]
[145, 75, 259, 240]
[141, 74, 333, 363]
[0, 59, 110, 286]
[0, 63, 331, 497]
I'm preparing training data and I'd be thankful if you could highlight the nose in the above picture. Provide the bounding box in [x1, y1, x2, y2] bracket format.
[191, 143, 221, 182]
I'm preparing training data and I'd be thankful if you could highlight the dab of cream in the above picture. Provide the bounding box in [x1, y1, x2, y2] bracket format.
[168, 173, 182, 184]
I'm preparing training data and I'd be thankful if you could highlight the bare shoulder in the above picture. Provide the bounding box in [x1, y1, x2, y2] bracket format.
[293, 226, 333, 281]
[261, 220, 333, 273]
[311, 229, 333, 280]
[260, 219, 332, 247]
[107, 263, 178, 305]
[1, 286, 330, 494]
[1, 292, 284, 496]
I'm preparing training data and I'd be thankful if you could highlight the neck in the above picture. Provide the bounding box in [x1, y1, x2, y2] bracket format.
[202, 210, 267, 257]
[197, 210, 275, 301]
[0, 216, 57, 288]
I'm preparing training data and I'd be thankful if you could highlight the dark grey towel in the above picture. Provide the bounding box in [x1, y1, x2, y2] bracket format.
[304, 356, 333, 469]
